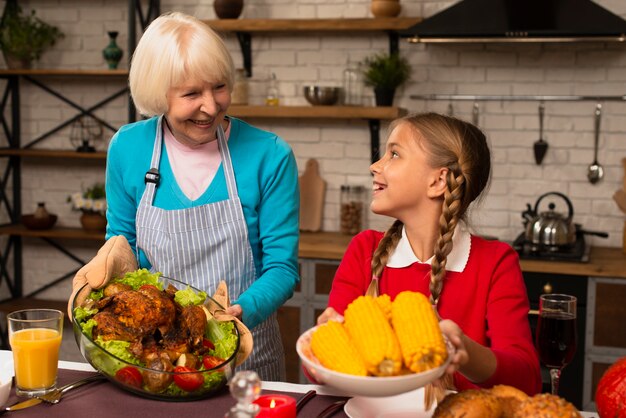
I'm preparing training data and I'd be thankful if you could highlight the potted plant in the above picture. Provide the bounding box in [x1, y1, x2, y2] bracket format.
[67, 183, 107, 232]
[361, 52, 411, 106]
[0, 4, 64, 69]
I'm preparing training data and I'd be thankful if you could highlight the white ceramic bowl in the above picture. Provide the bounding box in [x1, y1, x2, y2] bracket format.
[296, 325, 453, 398]
[0, 358, 13, 407]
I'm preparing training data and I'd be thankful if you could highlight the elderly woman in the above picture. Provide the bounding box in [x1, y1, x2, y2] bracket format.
[78, 12, 299, 381]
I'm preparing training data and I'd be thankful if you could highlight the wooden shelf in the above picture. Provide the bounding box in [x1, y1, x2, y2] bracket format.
[0, 149, 107, 159]
[0, 224, 104, 241]
[203, 17, 422, 33]
[228, 105, 407, 119]
[0, 69, 128, 77]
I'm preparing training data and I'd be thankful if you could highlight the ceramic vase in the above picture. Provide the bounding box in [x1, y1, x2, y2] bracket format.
[214, 0, 244, 19]
[102, 31, 123, 70]
[371, 0, 401, 17]
[80, 212, 107, 232]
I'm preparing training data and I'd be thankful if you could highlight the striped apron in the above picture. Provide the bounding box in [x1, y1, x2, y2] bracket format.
[135, 116, 285, 381]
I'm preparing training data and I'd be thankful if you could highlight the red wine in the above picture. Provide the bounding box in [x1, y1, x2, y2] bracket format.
[536, 312, 577, 369]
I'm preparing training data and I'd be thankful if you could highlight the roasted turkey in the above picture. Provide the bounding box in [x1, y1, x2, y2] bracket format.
[91, 282, 209, 365]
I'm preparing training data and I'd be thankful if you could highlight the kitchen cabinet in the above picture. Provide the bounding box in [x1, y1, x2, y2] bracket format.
[583, 277, 626, 410]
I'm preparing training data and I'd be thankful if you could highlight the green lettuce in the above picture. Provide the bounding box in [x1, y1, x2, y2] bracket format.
[115, 268, 162, 290]
[79, 318, 98, 339]
[206, 320, 238, 360]
[174, 286, 207, 307]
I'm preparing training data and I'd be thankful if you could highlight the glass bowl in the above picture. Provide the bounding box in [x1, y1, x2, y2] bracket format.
[71, 276, 240, 401]
[296, 325, 453, 398]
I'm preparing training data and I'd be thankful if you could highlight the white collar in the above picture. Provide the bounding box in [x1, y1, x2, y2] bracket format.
[386, 221, 471, 272]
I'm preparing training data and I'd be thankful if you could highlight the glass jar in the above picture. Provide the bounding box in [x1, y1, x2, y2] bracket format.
[342, 63, 362, 106]
[231, 68, 249, 105]
[340, 185, 365, 235]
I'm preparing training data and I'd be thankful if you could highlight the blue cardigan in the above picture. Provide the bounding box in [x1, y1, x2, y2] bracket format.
[105, 116, 300, 328]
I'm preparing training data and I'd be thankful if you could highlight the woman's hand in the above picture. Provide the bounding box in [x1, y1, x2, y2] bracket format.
[225, 304, 243, 319]
[316, 307, 343, 325]
[439, 319, 469, 376]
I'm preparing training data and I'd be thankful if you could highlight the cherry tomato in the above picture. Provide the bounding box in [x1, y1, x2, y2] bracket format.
[173, 366, 204, 392]
[202, 355, 224, 370]
[115, 366, 143, 388]
[202, 338, 215, 350]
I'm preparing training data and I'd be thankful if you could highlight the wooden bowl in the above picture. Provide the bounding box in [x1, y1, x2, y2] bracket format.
[21, 214, 58, 230]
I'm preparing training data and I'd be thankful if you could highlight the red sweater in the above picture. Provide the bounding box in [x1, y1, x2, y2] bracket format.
[328, 230, 542, 395]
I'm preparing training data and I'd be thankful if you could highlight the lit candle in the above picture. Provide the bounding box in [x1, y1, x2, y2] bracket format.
[253, 394, 297, 418]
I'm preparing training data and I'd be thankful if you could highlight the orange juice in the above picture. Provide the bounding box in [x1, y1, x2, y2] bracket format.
[10, 328, 62, 390]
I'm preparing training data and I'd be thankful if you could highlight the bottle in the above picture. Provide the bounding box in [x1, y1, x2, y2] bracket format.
[231, 68, 249, 105]
[265, 73, 279, 106]
[342, 62, 362, 106]
[340, 185, 365, 235]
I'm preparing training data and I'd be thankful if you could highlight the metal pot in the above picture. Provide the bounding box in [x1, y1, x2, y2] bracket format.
[522, 192, 576, 247]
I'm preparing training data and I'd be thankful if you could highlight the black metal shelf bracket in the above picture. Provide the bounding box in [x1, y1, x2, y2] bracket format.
[20, 75, 128, 148]
[388, 31, 399, 55]
[368, 119, 381, 165]
[236, 32, 253, 77]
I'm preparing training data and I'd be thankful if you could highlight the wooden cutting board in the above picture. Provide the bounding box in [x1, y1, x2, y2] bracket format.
[299, 158, 326, 232]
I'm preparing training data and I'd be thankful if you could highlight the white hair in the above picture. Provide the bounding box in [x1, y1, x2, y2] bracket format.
[129, 11, 234, 116]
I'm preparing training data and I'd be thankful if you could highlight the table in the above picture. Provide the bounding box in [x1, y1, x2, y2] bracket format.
[0, 351, 599, 418]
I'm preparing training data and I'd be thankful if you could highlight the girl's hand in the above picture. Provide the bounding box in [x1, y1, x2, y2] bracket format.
[225, 304, 243, 319]
[439, 319, 469, 376]
[316, 307, 343, 325]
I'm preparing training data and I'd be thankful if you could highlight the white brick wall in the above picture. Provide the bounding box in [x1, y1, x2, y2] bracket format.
[2, 0, 626, 300]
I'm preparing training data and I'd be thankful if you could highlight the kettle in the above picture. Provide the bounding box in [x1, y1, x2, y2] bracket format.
[521, 192, 576, 247]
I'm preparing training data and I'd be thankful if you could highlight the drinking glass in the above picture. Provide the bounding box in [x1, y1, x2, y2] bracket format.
[8, 309, 63, 397]
[535, 294, 577, 396]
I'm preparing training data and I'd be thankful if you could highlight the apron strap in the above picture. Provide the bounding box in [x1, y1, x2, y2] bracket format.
[216, 122, 238, 200]
[142, 116, 238, 204]
[142, 116, 165, 206]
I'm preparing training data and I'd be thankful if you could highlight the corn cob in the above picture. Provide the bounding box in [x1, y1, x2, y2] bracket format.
[391, 291, 448, 373]
[344, 295, 402, 376]
[375, 294, 392, 321]
[311, 320, 367, 376]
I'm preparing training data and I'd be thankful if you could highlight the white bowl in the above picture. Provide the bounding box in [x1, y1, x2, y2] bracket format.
[0, 358, 13, 407]
[296, 325, 453, 398]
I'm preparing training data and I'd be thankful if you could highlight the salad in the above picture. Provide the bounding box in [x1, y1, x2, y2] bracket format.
[73, 269, 239, 397]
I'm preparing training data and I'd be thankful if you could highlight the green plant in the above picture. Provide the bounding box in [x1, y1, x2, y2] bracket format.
[0, 4, 64, 63]
[68, 183, 106, 215]
[361, 52, 411, 90]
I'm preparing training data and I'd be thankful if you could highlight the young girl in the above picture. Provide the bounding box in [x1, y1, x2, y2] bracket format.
[318, 112, 541, 395]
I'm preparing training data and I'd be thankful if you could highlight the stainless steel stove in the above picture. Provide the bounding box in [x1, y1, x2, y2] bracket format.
[512, 233, 591, 263]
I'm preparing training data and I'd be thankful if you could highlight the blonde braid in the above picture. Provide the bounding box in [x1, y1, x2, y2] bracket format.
[370, 220, 404, 279]
[429, 166, 466, 305]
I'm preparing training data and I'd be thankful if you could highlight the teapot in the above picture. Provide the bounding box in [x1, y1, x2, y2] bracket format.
[521, 192, 576, 247]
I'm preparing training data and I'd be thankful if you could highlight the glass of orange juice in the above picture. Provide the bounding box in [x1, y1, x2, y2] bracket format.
[7, 309, 63, 397]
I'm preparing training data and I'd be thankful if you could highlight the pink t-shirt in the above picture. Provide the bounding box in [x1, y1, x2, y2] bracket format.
[163, 121, 230, 201]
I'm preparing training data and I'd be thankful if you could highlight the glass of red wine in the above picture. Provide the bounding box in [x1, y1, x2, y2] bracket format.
[535, 293, 577, 396]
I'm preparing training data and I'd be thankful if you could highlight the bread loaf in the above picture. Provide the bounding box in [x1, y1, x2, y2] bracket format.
[512, 393, 581, 418]
[432, 389, 502, 418]
[433, 386, 580, 418]
[490, 385, 529, 418]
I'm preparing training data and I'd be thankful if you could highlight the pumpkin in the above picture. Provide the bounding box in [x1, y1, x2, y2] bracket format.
[596, 356, 626, 418]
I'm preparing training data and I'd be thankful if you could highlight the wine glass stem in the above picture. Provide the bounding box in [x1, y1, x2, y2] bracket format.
[549, 368, 561, 395]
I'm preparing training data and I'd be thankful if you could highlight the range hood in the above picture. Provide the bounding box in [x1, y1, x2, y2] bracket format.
[399, 0, 626, 43]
